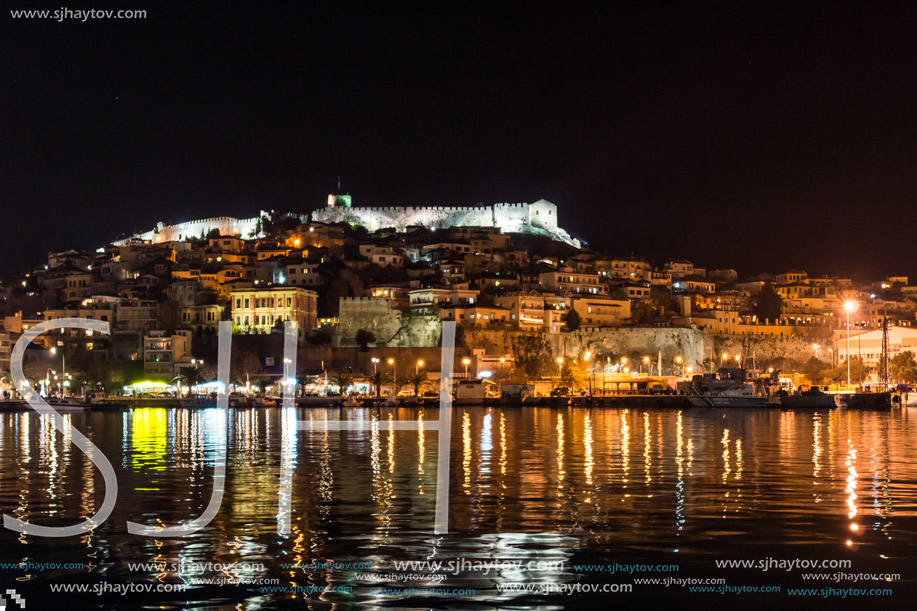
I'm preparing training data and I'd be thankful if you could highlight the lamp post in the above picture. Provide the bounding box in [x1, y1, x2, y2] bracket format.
[388, 357, 397, 395]
[556, 356, 564, 383]
[812, 344, 820, 360]
[499, 357, 506, 382]
[416, 359, 424, 375]
[675, 355, 684, 377]
[371, 357, 379, 373]
[462, 357, 471, 379]
[50, 347, 66, 395]
[643, 355, 650, 376]
[583, 351, 592, 395]
[845, 301, 857, 388]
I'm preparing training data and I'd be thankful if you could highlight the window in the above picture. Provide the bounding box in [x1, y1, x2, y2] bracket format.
[287, 297, 292, 307]
[244, 298, 249, 308]
[236, 298, 241, 308]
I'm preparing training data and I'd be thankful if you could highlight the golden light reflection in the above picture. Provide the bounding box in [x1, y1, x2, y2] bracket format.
[721, 428, 730, 484]
[584, 412, 594, 488]
[417, 411, 424, 477]
[675, 410, 684, 533]
[499, 412, 507, 480]
[387, 414, 395, 474]
[812, 414, 822, 497]
[462, 411, 471, 493]
[620, 410, 629, 487]
[556, 413, 565, 495]
[846, 440, 858, 522]
[643, 412, 652, 484]
[735, 439, 743, 480]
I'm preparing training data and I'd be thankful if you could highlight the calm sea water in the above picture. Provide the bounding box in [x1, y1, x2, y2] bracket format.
[1, 405, 915, 609]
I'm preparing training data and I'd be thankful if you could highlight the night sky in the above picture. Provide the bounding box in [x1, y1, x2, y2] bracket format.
[3, 2, 917, 279]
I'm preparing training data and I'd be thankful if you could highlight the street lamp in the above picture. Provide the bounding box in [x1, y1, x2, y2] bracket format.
[371, 357, 379, 372]
[499, 357, 506, 382]
[388, 358, 397, 394]
[812, 344, 820, 359]
[844, 300, 857, 388]
[643, 355, 650, 375]
[416, 359, 424, 374]
[556, 356, 564, 381]
[721, 352, 728, 364]
[462, 357, 471, 378]
[675, 355, 684, 377]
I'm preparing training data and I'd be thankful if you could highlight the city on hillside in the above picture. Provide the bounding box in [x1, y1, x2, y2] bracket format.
[1, 197, 914, 399]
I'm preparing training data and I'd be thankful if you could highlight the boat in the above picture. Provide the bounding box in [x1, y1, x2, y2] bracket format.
[779, 386, 839, 409]
[842, 392, 898, 410]
[251, 396, 277, 407]
[43, 396, 91, 412]
[687, 368, 774, 408]
[178, 396, 212, 408]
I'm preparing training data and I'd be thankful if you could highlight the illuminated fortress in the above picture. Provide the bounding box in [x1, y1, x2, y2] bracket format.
[312, 196, 581, 247]
[112, 197, 580, 248]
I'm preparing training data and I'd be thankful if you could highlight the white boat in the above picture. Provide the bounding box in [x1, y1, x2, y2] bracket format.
[43, 397, 90, 412]
[689, 384, 773, 408]
[688, 368, 773, 408]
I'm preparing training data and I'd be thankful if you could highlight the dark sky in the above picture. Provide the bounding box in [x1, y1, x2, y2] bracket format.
[3, 1, 917, 279]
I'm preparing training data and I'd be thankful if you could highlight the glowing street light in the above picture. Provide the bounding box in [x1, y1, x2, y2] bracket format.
[388, 358, 397, 393]
[462, 357, 471, 378]
[416, 359, 424, 374]
[371, 357, 379, 372]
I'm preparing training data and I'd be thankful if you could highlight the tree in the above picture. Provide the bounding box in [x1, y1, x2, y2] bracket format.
[821, 356, 865, 386]
[404, 372, 429, 397]
[355, 329, 375, 352]
[231, 349, 263, 379]
[331, 373, 354, 394]
[296, 374, 317, 396]
[180, 366, 202, 393]
[802, 356, 829, 384]
[890, 351, 917, 384]
[368, 370, 394, 397]
[753, 282, 783, 322]
[564, 309, 581, 331]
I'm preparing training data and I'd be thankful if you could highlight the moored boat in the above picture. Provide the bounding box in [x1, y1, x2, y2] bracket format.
[779, 386, 839, 409]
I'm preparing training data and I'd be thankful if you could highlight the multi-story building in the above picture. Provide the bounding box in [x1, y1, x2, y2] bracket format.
[179, 304, 223, 335]
[538, 269, 605, 295]
[143, 329, 192, 376]
[231, 287, 318, 341]
[570, 296, 631, 327]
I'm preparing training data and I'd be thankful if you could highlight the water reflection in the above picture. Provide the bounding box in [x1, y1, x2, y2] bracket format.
[0, 406, 915, 607]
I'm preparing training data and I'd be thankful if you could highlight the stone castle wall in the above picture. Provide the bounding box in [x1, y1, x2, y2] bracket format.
[311, 199, 580, 247]
[336, 297, 403, 346]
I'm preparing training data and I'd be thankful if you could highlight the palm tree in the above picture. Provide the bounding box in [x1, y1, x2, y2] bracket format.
[331, 373, 354, 395]
[368, 370, 394, 397]
[172, 366, 202, 397]
[296, 374, 317, 397]
[404, 372, 429, 397]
